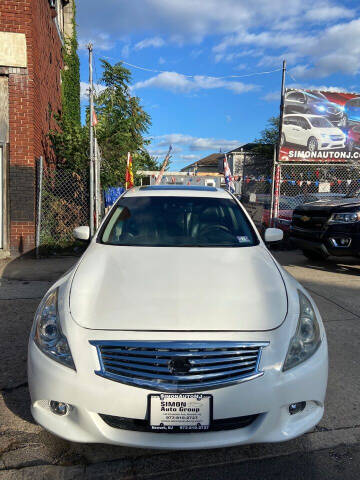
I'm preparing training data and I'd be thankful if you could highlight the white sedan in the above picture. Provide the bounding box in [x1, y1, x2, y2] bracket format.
[28, 186, 328, 449]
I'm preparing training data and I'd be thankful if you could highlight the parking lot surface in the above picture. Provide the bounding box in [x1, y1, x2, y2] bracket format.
[0, 251, 359, 479]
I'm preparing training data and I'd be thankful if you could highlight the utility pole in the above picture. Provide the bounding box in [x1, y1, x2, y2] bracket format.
[88, 42, 95, 237]
[272, 59, 287, 227]
[277, 59, 287, 160]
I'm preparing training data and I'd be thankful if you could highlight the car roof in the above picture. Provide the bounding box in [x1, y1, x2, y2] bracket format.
[124, 185, 232, 198]
[284, 114, 324, 118]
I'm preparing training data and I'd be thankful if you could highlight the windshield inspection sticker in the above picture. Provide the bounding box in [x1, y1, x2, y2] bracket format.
[237, 236, 251, 244]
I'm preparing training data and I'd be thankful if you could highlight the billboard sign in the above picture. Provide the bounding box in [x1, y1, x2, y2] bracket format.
[280, 89, 360, 162]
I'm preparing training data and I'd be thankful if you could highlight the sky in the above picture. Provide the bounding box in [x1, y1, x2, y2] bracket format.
[76, 0, 360, 170]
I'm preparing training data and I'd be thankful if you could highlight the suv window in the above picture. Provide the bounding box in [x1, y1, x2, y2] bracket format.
[298, 117, 309, 129]
[286, 92, 305, 103]
[284, 116, 299, 126]
[309, 116, 333, 128]
[100, 196, 259, 247]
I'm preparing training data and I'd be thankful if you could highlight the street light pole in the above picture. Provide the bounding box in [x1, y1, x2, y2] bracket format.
[88, 42, 95, 237]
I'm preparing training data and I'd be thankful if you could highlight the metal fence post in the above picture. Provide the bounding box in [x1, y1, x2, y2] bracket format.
[35, 156, 43, 258]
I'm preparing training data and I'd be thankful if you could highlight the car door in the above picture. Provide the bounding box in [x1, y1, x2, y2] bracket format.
[289, 117, 304, 145]
[283, 116, 297, 143]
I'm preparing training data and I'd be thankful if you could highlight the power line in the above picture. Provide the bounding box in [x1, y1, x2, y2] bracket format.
[95, 52, 282, 80]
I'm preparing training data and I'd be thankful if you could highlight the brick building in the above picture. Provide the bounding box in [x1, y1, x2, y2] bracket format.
[0, 0, 74, 256]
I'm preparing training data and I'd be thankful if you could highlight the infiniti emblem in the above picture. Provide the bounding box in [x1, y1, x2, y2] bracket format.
[168, 357, 191, 375]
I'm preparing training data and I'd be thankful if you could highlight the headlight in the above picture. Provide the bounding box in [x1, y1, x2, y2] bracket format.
[320, 133, 330, 139]
[283, 290, 321, 371]
[328, 211, 360, 224]
[33, 289, 75, 370]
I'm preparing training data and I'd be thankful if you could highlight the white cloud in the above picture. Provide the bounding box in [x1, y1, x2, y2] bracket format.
[305, 4, 354, 22]
[80, 82, 106, 100]
[134, 36, 165, 50]
[156, 134, 241, 152]
[263, 84, 351, 102]
[78, 32, 114, 51]
[180, 154, 198, 160]
[121, 43, 131, 58]
[133, 71, 257, 94]
[158, 56, 166, 65]
[78, 0, 354, 46]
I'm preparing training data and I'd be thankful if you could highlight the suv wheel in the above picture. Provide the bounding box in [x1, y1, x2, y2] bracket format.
[302, 249, 327, 260]
[307, 137, 318, 152]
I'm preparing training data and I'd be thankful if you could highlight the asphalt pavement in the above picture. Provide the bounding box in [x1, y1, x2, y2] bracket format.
[0, 250, 359, 479]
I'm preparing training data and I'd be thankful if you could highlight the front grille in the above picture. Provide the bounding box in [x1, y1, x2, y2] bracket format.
[90, 341, 268, 392]
[292, 212, 330, 231]
[99, 412, 260, 433]
[330, 135, 343, 141]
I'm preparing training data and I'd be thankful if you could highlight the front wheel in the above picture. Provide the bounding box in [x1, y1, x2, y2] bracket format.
[307, 136, 318, 152]
[302, 249, 327, 260]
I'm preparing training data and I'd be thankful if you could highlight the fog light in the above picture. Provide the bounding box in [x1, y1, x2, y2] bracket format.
[289, 401, 306, 415]
[330, 237, 351, 248]
[49, 400, 71, 416]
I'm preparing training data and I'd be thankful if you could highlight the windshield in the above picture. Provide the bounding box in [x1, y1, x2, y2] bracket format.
[309, 117, 333, 128]
[101, 196, 258, 247]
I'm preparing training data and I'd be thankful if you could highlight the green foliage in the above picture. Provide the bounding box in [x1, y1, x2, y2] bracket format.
[50, 46, 157, 184]
[253, 116, 280, 156]
[49, 115, 89, 171]
[95, 60, 156, 187]
[61, 0, 80, 126]
[49, 0, 85, 169]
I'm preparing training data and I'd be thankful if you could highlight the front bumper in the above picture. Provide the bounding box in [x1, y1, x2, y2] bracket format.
[28, 324, 328, 450]
[290, 227, 360, 257]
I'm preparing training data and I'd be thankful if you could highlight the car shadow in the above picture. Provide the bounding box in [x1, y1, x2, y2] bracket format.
[274, 249, 360, 277]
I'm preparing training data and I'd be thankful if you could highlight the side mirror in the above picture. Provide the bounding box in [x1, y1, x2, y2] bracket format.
[264, 228, 283, 243]
[73, 226, 90, 242]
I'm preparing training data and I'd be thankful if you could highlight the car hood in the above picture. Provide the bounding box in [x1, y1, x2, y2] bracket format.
[70, 244, 288, 331]
[318, 127, 344, 135]
[296, 197, 360, 212]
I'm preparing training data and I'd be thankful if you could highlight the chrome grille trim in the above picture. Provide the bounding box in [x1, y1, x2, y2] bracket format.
[90, 341, 269, 392]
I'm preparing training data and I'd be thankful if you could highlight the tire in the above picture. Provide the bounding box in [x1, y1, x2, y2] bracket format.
[307, 136, 318, 152]
[302, 249, 326, 260]
[281, 133, 286, 146]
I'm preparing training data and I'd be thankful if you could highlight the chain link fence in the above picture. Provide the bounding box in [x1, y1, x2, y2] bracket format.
[38, 166, 90, 251]
[239, 157, 360, 235]
[239, 154, 273, 232]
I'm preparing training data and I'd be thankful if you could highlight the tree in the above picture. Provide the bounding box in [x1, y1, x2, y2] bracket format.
[95, 60, 156, 187]
[50, 58, 158, 185]
[253, 116, 280, 156]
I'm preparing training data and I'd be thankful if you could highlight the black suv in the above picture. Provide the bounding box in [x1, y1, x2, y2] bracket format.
[284, 91, 344, 126]
[290, 190, 360, 259]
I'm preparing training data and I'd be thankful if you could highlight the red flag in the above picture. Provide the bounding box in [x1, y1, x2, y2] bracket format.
[125, 152, 134, 189]
[92, 110, 98, 127]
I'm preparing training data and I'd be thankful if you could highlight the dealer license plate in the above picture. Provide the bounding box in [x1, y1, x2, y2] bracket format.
[149, 394, 212, 431]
